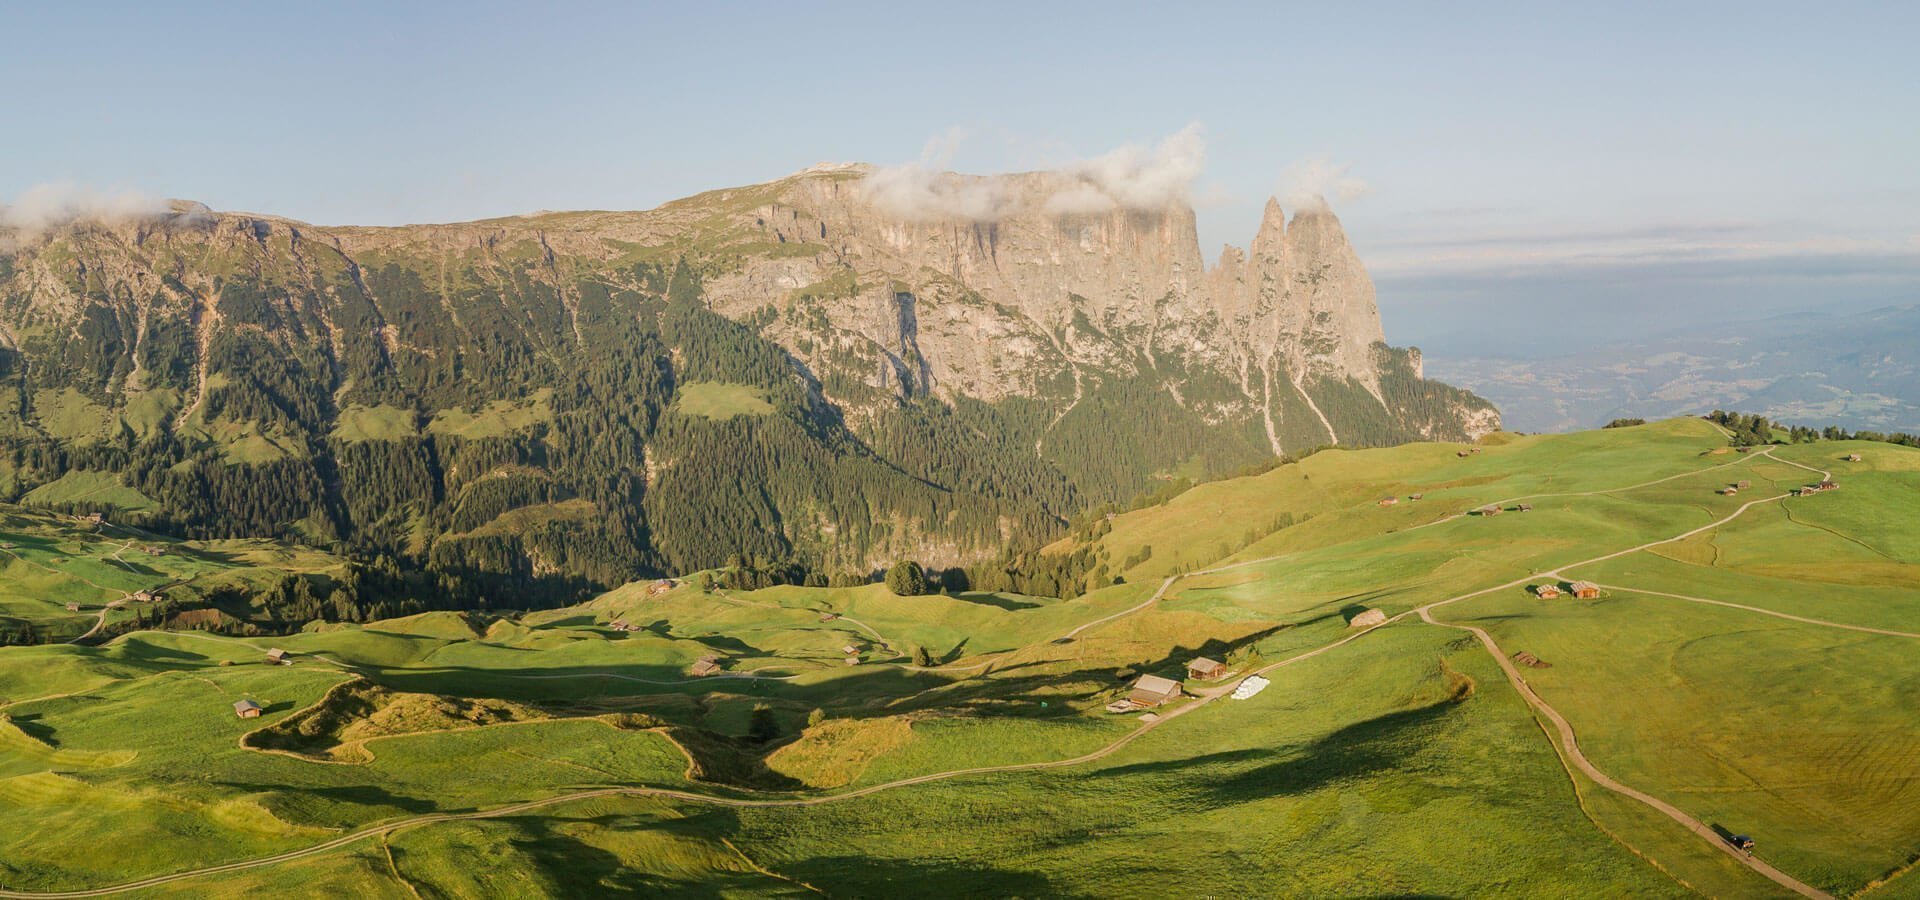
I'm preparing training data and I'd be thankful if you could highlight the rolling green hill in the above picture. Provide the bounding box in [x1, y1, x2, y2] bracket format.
[0, 418, 1913, 897]
[0, 504, 360, 645]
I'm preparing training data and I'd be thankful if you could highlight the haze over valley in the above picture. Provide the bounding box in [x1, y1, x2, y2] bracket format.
[1, 5, 1916, 898]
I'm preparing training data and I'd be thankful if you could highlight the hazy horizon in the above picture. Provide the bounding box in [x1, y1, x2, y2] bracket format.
[4, 1, 1916, 354]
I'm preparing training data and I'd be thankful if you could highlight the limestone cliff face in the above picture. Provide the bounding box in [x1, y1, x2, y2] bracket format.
[0, 164, 1497, 576]
[676, 166, 1489, 445]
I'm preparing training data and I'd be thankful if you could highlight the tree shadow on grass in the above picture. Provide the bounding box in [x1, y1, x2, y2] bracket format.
[939, 637, 972, 664]
[540, 614, 599, 628]
[1093, 701, 1458, 805]
[217, 781, 439, 816]
[8, 712, 59, 746]
[950, 592, 1042, 612]
[623, 806, 1063, 897]
[115, 639, 210, 663]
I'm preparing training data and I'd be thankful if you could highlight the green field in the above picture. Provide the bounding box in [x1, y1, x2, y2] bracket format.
[0, 419, 1915, 897]
[0, 506, 350, 643]
[671, 381, 777, 419]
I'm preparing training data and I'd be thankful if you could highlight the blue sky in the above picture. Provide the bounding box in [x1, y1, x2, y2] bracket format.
[3, 1, 1915, 353]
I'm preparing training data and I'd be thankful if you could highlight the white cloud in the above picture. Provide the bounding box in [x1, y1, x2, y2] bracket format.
[863, 124, 1207, 222]
[1060, 123, 1206, 212]
[1277, 157, 1370, 211]
[0, 183, 174, 235]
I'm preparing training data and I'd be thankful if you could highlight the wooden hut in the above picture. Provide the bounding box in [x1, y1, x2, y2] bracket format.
[1186, 657, 1228, 680]
[265, 648, 288, 665]
[64, 602, 81, 612]
[1719, 487, 1738, 496]
[1127, 674, 1184, 708]
[233, 699, 263, 719]
[1847, 453, 1863, 462]
[1735, 480, 1752, 490]
[1569, 581, 1600, 599]
[1348, 608, 1388, 628]
[1474, 504, 1503, 517]
[1408, 493, 1424, 501]
[1533, 584, 1562, 599]
[1378, 496, 1399, 507]
[689, 656, 722, 677]
[1516, 503, 1533, 512]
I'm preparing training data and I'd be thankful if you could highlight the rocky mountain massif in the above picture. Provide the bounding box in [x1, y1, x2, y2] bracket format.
[0, 164, 1495, 600]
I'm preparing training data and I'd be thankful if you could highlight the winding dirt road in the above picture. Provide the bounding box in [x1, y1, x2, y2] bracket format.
[1412, 449, 1841, 899]
[0, 447, 1866, 898]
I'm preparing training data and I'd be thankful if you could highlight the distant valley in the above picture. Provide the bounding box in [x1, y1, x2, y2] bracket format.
[1429, 304, 1920, 434]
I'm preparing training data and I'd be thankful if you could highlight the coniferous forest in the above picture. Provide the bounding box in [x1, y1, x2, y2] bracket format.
[0, 199, 1495, 620]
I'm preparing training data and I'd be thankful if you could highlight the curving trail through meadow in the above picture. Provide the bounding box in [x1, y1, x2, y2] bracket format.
[0, 447, 1861, 898]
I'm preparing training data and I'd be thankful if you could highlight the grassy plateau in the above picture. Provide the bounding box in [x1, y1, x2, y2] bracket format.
[0, 418, 1914, 897]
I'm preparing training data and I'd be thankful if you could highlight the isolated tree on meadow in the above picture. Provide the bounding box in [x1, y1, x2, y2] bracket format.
[885, 561, 929, 596]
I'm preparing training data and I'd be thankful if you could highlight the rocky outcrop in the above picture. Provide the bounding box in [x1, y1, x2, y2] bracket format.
[0, 163, 1496, 576]
[674, 166, 1493, 445]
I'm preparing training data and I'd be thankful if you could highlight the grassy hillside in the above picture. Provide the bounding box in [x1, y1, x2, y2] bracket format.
[0, 419, 1914, 896]
[0, 505, 350, 644]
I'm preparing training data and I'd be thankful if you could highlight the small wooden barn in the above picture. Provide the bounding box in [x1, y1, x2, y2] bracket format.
[1534, 584, 1562, 599]
[1847, 453, 1863, 462]
[265, 648, 288, 665]
[1735, 480, 1752, 490]
[1408, 493, 1424, 501]
[65, 602, 82, 612]
[1475, 504, 1503, 517]
[689, 656, 722, 677]
[1348, 608, 1388, 628]
[1186, 657, 1228, 680]
[1569, 581, 1600, 599]
[1516, 503, 1533, 512]
[1378, 496, 1399, 508]
[1128, 674, 1184, 708]
[233, 699, 263, 719]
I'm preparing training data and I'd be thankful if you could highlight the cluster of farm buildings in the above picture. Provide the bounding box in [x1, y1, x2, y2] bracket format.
[1532, 581, 1600, 600]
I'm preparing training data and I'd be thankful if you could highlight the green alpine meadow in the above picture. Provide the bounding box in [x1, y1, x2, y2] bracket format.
[1, 417, 1915, 896]
[5, 5, 1918, 897]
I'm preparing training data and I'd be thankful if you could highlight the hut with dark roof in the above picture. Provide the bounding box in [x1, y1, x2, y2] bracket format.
[1186, 657, 1228, 680]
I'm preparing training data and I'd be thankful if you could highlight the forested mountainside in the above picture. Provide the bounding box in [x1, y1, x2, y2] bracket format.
[0, 165, 1495, 603]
